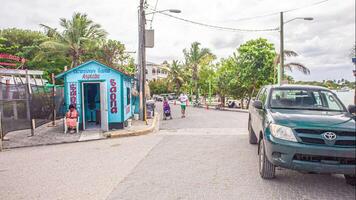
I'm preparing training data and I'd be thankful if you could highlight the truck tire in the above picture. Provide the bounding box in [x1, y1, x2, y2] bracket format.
[344, 175, 356, 186]
[259, 139, 275, 179]
[248, 116, 258, 144]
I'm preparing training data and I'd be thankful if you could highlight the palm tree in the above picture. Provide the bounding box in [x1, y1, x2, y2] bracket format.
[274, 50, 310, 83]
[40, 12, 107, 68]
[163, 60, 185, 93]
[183, 42, 214, 103]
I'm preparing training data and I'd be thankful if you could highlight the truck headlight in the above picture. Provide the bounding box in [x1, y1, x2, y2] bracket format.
[269, 124, 297, 142]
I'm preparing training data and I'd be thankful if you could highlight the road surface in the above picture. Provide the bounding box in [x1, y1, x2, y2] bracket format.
[0, 104, 355, 200]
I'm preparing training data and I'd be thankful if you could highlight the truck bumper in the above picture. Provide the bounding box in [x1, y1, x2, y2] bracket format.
[264, 135, 356, 175]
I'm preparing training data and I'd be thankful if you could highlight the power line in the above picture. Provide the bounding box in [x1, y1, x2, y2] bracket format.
[158, 12, 278, 32]
[284, 0, 329, 13]
[148, 0, 329, 33]
[149, 0, 159, 29]
[229, 0, 329, 22]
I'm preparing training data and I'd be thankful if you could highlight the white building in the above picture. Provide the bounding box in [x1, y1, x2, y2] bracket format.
[145, 61, 168, 81]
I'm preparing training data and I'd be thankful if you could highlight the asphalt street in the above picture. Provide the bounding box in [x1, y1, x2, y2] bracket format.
[108, 105, 356, 200]
[0, 104, 355, 200]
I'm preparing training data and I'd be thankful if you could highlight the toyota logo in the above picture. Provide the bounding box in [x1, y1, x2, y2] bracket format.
[323, 132, 337, 141]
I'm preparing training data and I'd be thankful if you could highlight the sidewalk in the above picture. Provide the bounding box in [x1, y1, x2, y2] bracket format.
[2, 115, 158, 149]
[2, 119, 80, 149]
[107, 114, 159, 138]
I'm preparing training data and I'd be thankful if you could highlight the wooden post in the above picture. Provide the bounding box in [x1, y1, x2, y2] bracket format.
[25, 69, 35, 136]
[0, 76, 3, 117]
[52, 73, 56, 126]
[0, 112, 3, 151]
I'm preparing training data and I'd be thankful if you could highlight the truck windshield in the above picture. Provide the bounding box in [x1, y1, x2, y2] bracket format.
[269, 89, 345, 111]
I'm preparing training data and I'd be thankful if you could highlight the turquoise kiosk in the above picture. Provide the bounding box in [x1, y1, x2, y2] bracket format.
[56, 60, 135, 131]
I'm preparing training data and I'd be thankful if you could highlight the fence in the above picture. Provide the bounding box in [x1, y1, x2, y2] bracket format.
[0, 82, 65, 136]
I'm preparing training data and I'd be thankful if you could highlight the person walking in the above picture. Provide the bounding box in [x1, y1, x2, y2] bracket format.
[178, 93, 189, 118]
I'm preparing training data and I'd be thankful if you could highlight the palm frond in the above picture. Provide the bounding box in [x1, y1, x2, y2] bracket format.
[283, 50, 298, 57]
[284, 62, 310, 75]
[39, 40, 69, 51]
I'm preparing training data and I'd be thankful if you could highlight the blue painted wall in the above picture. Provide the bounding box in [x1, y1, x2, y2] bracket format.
[58, 61, 133, 129]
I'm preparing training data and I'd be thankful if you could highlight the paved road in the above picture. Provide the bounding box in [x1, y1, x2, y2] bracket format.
[1, 104, 355, 200]
[108, 105, 356, 200]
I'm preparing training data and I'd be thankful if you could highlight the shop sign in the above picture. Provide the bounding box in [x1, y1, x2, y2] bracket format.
[110, 79, 118, 113]
[73, 67, 110, 74]
[70, 83, 77, 106]
[82, 74, 100, 79]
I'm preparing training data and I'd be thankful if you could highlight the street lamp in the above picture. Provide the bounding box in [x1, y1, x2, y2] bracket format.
[138, 0, 181, 121]
[278, 12, 313, 85]
[145, 9, 181, 15]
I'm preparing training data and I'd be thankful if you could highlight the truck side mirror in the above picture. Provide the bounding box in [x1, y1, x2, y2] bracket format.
[348, 105, 356, 114]
[252, 100, 263, 109]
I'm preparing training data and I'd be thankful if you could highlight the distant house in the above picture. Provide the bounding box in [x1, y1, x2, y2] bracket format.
[145, 61, 168, 81]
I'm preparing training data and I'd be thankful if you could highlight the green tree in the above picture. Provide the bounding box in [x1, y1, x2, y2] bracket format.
[40, 12, 107, 68]
[163, 60, 185, 93]
[183, 42, 215, 104]
[215, 56, 249, 108]
[118, 57, 136, 76]
[236, 38, 276, 107]
[83, 39, 126, 66]
[215, 58, 235, 106]
[198, 60, 216, 99]
[0, 28, 69, 81]
[148, 79, 171, 95]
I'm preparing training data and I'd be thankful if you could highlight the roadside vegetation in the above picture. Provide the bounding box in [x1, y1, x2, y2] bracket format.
[0, 12, 135, 82]
[152, 40, 355, 107]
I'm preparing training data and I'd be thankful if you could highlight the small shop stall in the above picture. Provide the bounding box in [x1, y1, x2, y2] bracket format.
[56, 60, 134, 131]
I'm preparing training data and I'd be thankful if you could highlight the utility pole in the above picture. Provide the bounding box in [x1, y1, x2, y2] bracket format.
[279, 12, 284, 85]
[51, 73, 56, 126]
[138, 0, 146, 121]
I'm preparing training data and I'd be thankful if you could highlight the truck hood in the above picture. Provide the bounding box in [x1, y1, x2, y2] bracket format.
[269, 109, 355, 130]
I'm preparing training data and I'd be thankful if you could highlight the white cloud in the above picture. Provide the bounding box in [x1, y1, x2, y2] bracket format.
[0, 0, 355, 81]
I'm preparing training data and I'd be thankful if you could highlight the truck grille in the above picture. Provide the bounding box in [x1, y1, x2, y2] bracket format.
[293, 154, 356, 165]
[294, 129, 356, 147]
[295, 129, 355, 136]
[299, 137, 325, 144]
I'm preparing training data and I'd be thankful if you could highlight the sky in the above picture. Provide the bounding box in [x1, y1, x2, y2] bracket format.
[1, 0, 355, 81]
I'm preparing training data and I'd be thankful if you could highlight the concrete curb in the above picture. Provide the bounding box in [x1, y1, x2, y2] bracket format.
[196, 105, 249, 113]
[107, 113, 159, 138]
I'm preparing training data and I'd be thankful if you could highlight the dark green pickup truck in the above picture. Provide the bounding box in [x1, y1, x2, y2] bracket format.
[248, 85, 356, 185]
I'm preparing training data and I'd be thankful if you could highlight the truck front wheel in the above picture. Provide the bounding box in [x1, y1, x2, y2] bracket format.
[259, 139, 275, 179]
[344, 175, 356, 186]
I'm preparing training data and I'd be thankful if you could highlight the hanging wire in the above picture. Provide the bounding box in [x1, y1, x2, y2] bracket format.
[284, 0, 329, 13]
[228, 0, 329, 22]
[149, 0, 159, 29]
[146, 0, 330, 32]
[157, 12, 279, 32]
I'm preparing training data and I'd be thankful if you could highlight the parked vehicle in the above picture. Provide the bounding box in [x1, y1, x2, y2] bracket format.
[248, 85, 356, 185]
[227, 100, 237, 108]
[153, 95, 163, 102]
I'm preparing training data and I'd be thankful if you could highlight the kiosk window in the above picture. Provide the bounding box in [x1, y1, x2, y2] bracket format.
[127, 88, 130, 105]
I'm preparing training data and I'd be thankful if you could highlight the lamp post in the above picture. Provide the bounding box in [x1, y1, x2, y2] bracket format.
[278, 12, 313, 85]
[138, 0, 181, 120]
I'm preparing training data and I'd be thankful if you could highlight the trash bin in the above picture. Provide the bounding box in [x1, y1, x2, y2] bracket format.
[146, 100, 155, 119]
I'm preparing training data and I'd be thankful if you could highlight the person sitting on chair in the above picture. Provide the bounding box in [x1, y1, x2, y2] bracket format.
[66, 104, 78, 133]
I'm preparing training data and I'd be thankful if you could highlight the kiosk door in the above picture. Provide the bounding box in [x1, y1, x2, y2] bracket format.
[100, 82, 109, 131]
